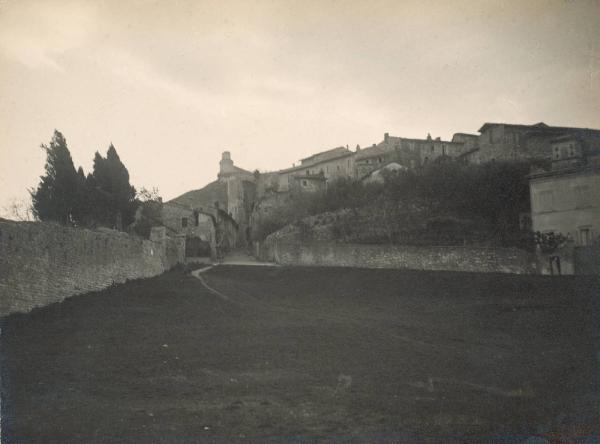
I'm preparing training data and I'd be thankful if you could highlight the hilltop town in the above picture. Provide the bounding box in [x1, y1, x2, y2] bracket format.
[161, 120, 600, 273]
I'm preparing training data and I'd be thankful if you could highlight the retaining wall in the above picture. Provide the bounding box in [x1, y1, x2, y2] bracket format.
[259, 240, 537, 274]
[0, 220, 185, 316]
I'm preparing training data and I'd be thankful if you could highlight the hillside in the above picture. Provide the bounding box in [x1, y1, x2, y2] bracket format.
[169, 180, 227, 209]
[251, 160, 535, 249]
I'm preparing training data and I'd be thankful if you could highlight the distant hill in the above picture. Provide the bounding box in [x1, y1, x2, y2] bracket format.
[169, 180, 227, 210]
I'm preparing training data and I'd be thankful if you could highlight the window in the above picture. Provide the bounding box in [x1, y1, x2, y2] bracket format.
[378, 157, 382, 163]
[193, 211, 199, 226]
[430, 146, 434, 153]
[302, 180, 308, 187]
[579, 227, 592, 246]
[336, 165, 340, 170]
[306, 170, 309, 175]
[181, 217, 188, 228]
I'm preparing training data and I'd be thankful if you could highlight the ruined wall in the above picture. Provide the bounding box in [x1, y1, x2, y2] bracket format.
[0, 220, 184, 316]
[260, 240, 537, 274]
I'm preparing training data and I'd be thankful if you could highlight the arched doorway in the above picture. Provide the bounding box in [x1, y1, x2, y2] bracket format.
[185, 236, 211, 258]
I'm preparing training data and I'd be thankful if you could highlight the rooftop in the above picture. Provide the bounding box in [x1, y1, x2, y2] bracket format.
[300, 146, 351, 164]
[478, 122, 600, 134]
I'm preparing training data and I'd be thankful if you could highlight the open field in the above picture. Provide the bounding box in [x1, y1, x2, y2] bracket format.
[1, 266, 599, 443]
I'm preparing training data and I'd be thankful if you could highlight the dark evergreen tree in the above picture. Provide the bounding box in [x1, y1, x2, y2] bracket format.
[132, 187, 163, 238]
[91, 144, 137, 229]
[30, 130, 82, 225]
[72, 167, 88, 226]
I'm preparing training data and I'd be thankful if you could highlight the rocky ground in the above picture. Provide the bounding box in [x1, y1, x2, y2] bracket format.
[1, 265, 599, 443]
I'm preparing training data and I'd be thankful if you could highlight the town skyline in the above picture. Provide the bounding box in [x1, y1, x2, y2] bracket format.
[1, 0, 600, 216]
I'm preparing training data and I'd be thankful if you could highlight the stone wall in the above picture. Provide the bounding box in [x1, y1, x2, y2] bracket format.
[0, 220, 185, 316]
[259, 240, 537, 274]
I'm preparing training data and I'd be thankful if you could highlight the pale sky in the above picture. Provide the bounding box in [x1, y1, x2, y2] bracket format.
[1, 0, 599, 217]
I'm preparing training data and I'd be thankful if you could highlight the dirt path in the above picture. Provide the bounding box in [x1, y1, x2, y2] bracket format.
[219, 250, 277, 266]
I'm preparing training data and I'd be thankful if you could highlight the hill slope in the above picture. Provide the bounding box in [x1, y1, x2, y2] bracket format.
[169, 180, 227, 209]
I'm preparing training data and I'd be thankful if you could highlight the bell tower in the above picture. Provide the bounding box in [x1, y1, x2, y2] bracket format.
[218, 151, 235, 180]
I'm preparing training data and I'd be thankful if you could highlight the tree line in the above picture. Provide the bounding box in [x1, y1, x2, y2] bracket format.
[30, 130, 156, 233]
[253, 158, 542, 249]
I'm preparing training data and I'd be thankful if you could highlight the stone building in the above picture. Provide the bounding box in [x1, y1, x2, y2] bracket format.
[275, 146, 355, 193]
[475, 122, 600, 164]
[529, 137, 600, 274]
[163, 151, 250, 256]
[452, 133, 480, 164]
[355, 132, 467, 178]
[160, 203, 215, 258]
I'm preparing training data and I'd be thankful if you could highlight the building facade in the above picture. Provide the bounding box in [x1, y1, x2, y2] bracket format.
[530, 166, 600, 246]
[355, 132, 469, 178]
[476, 122, 600, 164]
[529, 135, 600, 274]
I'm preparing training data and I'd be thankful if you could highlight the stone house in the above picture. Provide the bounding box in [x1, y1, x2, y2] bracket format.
[451, 133, 480, 164]
[161, 202, 215, 257]
[355, 132, 466, 178]
[476, 122, 600, 164]
[529, 138, 600, 274]
[163, 152, 250, 255]
[273, 146, 355, 193]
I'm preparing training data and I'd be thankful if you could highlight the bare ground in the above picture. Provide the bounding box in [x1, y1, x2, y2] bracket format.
[1, 265, 599, 443]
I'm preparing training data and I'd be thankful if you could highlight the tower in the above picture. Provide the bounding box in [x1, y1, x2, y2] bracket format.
[218, 151, 235, 179]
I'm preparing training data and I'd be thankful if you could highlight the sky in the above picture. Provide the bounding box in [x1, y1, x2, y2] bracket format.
[1, 0, 599, 217]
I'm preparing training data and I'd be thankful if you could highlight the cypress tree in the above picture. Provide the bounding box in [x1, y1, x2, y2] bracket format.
[30, 130, 81, 225]
[92, 144, 137, 229]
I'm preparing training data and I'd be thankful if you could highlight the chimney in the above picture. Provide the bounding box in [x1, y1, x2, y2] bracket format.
[356, 144, 361, 151]
[384, 132, 389, 143]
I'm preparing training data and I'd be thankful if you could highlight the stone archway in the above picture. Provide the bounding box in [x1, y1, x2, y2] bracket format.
[185, 236, 211, 258]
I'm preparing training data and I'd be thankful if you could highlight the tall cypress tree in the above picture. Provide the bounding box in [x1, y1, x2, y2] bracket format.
[91, 144, 137, 229]
[30, 130, 81, 225]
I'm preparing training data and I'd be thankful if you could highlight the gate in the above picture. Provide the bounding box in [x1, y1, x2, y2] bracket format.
[185, 236, 211, 257]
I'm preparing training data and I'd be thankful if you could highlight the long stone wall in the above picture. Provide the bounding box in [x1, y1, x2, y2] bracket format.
[0, 220, 185, 316]
[260, 240, 537, 274]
